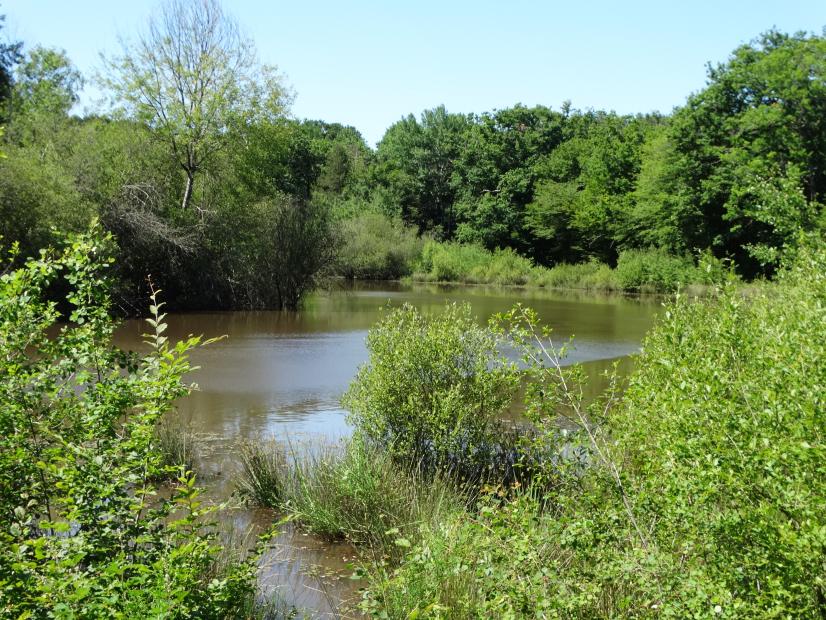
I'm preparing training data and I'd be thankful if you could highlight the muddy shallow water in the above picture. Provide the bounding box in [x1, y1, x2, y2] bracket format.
[115, 282, 661, 617]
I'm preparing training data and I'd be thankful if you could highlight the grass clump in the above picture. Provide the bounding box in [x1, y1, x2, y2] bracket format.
[237, 439, 289, 509]
[234, 437, 465, 563]
[153, 413, 198, 476]
[285, 440, 463, 560]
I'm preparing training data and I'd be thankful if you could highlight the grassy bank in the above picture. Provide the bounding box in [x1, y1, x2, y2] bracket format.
[410, 239, 731, 293]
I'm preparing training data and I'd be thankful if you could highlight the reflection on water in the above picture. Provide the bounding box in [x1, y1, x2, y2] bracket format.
[114, 281, 660, 617]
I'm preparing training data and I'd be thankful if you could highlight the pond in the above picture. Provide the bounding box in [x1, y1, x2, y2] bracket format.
[115, 281, 661, 617]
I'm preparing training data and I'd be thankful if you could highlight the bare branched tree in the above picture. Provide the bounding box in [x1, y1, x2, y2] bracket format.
[101, 0, 290, 210]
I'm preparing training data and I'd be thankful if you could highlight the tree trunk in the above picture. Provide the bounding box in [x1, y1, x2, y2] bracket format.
[181, 171, 195, 210]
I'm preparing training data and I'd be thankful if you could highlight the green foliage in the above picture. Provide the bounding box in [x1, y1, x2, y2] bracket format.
[413, 240, 493, 282]
[154, 413, 198, 476]
[0, 227, 258, 618]
[222, 196, 337, 310]
[413, 240, 539, 286]
[360, 492, 552, 619]
[342, 303, 518, 468]
[660, 30, 826, 275]
[7, 46, 82, 143]
[604, 244, 826, 616]
[281, 440, 463, 561]
[0, 143, 93, 257]
[363, 245, 826, 618]
[100, 0, 289, 211]
[613, 248, 702, 292]
[335, 211, 423, 279]
[4, 15, 822, 314]
[372, 106, 472, 236]
[532, 259, 618, 290]
[0, 13, 22, 115]
[410, 240, 725, 293]
[237, 439, 289, 509]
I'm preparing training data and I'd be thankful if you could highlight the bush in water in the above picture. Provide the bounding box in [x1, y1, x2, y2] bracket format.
[342, 302, 519, 472]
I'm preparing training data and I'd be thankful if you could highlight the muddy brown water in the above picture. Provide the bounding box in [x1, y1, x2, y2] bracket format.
[114, 281, 661, 618]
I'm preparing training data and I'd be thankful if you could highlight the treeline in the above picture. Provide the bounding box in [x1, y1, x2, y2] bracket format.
[352, 29, 826, 281]
[0, 1, 824, 309]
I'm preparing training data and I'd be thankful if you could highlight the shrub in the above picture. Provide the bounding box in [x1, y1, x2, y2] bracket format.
[237, 196, 337, 310]
[361, 492, 552, 619]
[413, 240, 491, 282]
[335, 211, 423, 279]
[604, 243, 826, 615]
[614, 247, 698, 291]
[0, 226, 258, 618]
[531, 259, 620, 290]
[363, 245, 826, 618]
[342, 303, 518, 469]
[473, 247, 535, 285]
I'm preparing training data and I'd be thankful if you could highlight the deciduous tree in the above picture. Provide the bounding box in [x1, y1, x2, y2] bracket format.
[102, 0, 289, 210]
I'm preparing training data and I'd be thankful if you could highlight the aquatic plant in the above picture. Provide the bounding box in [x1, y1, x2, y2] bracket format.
[283, 439, 463, 563]
[237, 439, 289, 509]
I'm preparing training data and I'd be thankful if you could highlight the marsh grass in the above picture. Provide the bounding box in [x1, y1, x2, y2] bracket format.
[410, 240, 727, 292]
[237, 439, 289, 509]
[284, 440, 464, 562]
[153, 413, 197, 476]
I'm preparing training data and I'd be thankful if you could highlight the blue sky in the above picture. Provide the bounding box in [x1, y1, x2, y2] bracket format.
[3, 1, 825, 145]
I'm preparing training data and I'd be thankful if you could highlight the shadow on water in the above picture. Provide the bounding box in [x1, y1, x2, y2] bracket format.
[114, 281, 660, 617]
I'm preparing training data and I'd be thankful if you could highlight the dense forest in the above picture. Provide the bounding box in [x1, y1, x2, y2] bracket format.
[0, 3, 823, 310]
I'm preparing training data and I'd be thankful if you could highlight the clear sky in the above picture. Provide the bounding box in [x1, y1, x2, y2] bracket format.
[3, 1, 825, 145]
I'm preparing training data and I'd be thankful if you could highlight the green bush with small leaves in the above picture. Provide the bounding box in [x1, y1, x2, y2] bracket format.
[0, 226, 259, 619]
[342, 303, 518, 469]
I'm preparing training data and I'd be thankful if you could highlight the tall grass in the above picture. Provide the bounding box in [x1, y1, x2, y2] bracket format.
[413, 241, 534, 284]
[531, 259, 619, 290]
[411, 240, 724, 292]
[153, 414, 197, 476]
[237, 439, 288, 509]
[236, 439, 464, 562]
[294, 443, 465, 561]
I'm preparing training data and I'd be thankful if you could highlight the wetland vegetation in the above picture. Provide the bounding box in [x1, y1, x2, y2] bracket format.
[1, 0, 825, 617]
